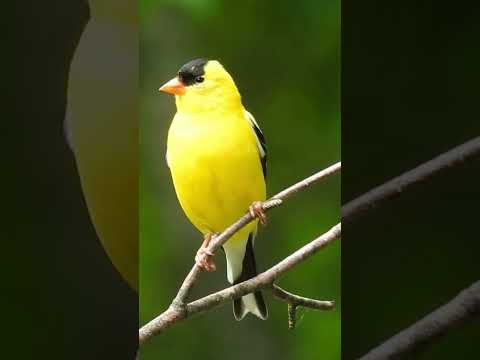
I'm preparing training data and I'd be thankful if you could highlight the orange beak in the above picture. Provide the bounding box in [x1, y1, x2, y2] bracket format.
[159, 77, 186, 95]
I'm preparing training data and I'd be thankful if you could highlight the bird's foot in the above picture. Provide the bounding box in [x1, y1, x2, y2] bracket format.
[195, 233, 217, 272]
[249, 201, 268, 225]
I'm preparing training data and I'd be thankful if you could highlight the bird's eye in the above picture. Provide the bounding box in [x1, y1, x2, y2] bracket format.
[195, 76, 205, 83]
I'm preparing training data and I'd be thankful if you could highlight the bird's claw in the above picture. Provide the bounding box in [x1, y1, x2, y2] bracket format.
[195, 248, 216, 272]
[195, 233, 216, 272]
[249, 201, 268, 225]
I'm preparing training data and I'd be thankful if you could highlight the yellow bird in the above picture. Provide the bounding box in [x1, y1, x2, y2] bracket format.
[160, 59, 268, 320]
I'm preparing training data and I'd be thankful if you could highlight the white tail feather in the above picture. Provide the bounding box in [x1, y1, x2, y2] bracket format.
[223, 236, 248, 284]
[237, 293, 267, 320]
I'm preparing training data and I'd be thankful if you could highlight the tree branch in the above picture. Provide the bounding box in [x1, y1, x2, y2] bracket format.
[140, 137, 480, 352]
[173, 161, 341, 306]
[139, 223, 341, 345]
[340, 137, 480, 359]
[140, 163, 340, 345]
[271, 284, 335, 329]
[271, 284, 335, 312]
[358, 281, 480, 360]
[342, 136, 480, 223]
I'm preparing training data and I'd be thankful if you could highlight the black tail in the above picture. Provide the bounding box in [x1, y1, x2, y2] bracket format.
[233, 234, 268, 320]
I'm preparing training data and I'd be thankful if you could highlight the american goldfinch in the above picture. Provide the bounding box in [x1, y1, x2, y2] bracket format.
[160, 59, 268, 320]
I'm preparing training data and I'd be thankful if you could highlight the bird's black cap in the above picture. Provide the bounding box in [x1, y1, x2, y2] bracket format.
[178, 58, 208, 86]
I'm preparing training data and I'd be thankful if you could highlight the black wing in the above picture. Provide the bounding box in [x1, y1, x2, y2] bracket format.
[245, 111, 267, 179]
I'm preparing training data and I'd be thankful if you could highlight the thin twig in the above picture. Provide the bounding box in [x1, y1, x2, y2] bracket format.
[358, 280, 480, 360]
[340, 137, 480, 359]
[139, 223, 341, 344]
[288, 303, 297, 329]
[141, 138, 480, 350]
[174, 162, 341, 305]
[271, 284, 335, 311]
[342, 136, 480, 223]
[271, 284, 335, 329]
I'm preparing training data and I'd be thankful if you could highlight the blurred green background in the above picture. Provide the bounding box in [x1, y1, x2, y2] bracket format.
[139, 1, 340, 359]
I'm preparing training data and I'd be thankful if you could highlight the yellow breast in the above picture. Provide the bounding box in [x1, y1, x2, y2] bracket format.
[167, 110, 265, 240]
